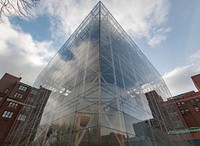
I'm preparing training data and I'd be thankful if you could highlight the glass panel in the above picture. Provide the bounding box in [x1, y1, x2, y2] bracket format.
[101, 127, 128, 146]
[22, 2, 193, 146]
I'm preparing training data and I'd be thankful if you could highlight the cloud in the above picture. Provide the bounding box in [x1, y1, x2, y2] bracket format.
[148, 27, 171, 47]
[163, 51, 200, 96]
[190, 50, 200, 60]
[148, 34, 166, 47]
[34, 0, 170, 47]
[34, 0, 96, 42]
[0, 18, 56, 85]
[0, 0, 171, 86]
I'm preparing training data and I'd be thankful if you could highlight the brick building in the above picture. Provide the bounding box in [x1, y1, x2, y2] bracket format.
[145, 90, 173, 132]
[166, 74, 200, 140]
[192, 74, 200, 91]
[0, 73, 51, 146]
[172, 91, 200, 128]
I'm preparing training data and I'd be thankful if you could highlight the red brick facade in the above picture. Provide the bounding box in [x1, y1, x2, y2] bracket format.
[0, 73, 28, 145]
[173, 91, 200, 128]
[166, 74, 200, 140]
[0, 73, 50, 145]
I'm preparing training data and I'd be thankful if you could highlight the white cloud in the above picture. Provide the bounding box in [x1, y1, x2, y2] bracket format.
[148, 34, 166, 47]
[105, 0, 170, 41]
[148, 27, 170, 47]
[0, 0, 171, 86]
[35, 0, 96, 42]
[163, 51, 200, 96]
[0, 18, 56, 85]
[190, 50, 200, 60]
[34, 0, 170, 47]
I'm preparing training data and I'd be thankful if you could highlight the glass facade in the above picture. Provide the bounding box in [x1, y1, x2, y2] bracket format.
[29, 2, 192, 146]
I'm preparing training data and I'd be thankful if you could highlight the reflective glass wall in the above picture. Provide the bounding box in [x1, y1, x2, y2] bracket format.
[25, 2, 192, 146]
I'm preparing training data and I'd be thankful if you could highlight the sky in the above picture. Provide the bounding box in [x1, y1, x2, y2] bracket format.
[0, 0, 200, 96]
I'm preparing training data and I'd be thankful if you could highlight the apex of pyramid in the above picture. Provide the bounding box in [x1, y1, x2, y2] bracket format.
[97, 1, 103, 6]
[90, 1, 108, 15]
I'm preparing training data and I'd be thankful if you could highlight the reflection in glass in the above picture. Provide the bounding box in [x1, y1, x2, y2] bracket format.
[19, 1, 194, 146]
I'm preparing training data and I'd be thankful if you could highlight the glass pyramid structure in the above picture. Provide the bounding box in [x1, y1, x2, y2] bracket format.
[28, 2, 191, 146]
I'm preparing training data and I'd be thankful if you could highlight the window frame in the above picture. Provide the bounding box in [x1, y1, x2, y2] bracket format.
[14, 92, 23, 99]
[2, 111, 14, 118]
[19, 85, 28, 91]
[8, 102, 18, 108]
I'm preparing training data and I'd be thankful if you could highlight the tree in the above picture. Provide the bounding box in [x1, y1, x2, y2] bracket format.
[0, 0, 39, 21]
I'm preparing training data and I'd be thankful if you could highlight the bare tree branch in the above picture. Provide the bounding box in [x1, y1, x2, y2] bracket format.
[0, 0, 39, 22]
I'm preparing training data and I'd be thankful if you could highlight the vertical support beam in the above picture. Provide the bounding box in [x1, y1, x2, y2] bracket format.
[98, 2, 102, 146]
[25, 133, 32, 146]
[74, 115, 81, 146]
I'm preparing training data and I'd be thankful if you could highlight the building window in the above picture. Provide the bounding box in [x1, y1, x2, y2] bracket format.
[185, 109, 190, 113]
[4, 89, 9, 93]
[27, 97, 34, 103]
[19, 85, 28, 91]
[180, 110, 185, 115]
[195, 107, 200, 112]
[190, 98, 200, 103]
[8, 102, 18, 108]
[0, 97, 3, 102]
[2, 111, 14, 118]
[181, 102, 185, 106]
[14, 93, 23, 99]
[190, 99, 195, 103]
[23, 106, 31, 111]
[18, 114, 26, 121]
[31, 90, 38, 95]
[195, 98, 200, 103]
